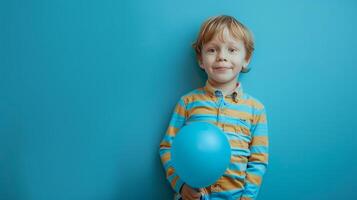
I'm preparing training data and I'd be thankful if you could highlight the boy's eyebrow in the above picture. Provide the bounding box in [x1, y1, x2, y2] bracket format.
[204, 41, 241, 47]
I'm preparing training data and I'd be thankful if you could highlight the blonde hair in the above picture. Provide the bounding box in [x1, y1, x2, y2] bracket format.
[192, 15, 254, 73]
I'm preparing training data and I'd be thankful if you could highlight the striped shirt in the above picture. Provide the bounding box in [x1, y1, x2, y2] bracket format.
[159, 81, 269, 200]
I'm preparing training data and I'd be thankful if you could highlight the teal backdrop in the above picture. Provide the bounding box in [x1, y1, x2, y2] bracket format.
[1, 0, 357, 199]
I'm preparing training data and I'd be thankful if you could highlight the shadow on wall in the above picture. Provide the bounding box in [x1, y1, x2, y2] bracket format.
[117, 42, 207, 199]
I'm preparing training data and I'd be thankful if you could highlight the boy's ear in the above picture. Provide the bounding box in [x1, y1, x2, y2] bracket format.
[199, 62, 204, 69]
[245, 56, 252, 66]
[241, 56, 252, 73]
[198, 57, 205, 69]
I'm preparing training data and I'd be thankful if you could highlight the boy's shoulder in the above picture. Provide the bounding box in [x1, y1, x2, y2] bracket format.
[178, 87, 206, 102]
[241, 92, 266, 110]
[183, 87, 205, 96]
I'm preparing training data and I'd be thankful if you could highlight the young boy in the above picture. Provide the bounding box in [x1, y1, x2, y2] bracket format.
[159, 15, 269, 200]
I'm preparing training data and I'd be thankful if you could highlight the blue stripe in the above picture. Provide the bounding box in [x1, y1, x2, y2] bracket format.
[159, 148, 170, 157]
[253, 107, 265, 115]
[250, 145, 268, 154]
[228, 161, 247, 172]
[225, 103, 253, 113]
[167, 172, 184, 193]
[246, 162, 268, 176]
[225, 132, 245, 142]
[226, 132, 251, 143]
[221, 116, 251, 128]
[243, 93, 264, 105]
[224, 172, 246, 180]
[251, 122, 267, 127]
[186, 100, 217, 110]
[178, 98, 186, 107]
[169, 113, 185, 128]
[251, 123, 268, 136]
[229, 139, 249, 151]
[163, 161, 174, 172]
[161, 135, 174, 143]
[242, 180, 260, 197]
[187, 114, 217, 122]
[231, 148, 250, 157]
[167, 173, 176, 183]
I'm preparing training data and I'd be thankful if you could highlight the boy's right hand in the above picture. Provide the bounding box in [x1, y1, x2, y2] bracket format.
[180, 183, 202, 200]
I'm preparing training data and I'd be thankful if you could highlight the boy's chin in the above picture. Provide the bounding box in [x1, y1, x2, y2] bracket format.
[209, 76, 237, 84]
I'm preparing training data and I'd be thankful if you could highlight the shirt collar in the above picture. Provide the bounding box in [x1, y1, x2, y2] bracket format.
[203, 80, 244, 102]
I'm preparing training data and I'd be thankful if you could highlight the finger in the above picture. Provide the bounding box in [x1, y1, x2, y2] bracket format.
[183, 193, 198, 200]
[189, 192, 201, 199]
[188, 192, 200, 199]
[184, 196, 199, 200]
[189, 188, 200, 195]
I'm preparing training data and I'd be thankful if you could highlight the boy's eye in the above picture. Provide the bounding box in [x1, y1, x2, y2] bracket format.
[207, 48, 216, 53]
[229, 48, 238, 53]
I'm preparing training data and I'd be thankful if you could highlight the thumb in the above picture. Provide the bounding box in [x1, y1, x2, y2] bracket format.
[199, 188, 207, 195]
[189, 188, 201, 197]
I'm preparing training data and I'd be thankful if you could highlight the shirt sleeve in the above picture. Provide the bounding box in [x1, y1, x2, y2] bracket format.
[241, 106, 269, 200]
[159, 97, 187, 194]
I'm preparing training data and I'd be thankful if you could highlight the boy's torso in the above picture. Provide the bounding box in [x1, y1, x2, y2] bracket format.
[178, 85, 264, 199]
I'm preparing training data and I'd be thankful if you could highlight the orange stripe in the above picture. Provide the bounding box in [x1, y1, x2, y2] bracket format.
[160, 152, 171, 164]
[215, 175, 245, 191]
[249, 153, 268, 163]
[252, 113, 267, 124]
[185, 93, 211, 102]
[166, 126, 179, 136]
[167, 166, 175, 177]
[189, 107, 217, 115]
[224, 109, 252, 120]
[231, 155, 248, 163]
[171, 175, 179, 188]
[246, 173, 262, 185]
[175, 103, 186, 117]
[236, 125, 251, 136]
[250, 136, 268, 146]
[223, 123, 250, 136]
[237, 98, 264, 109]
[225, 169, 246, 177]
[159, 141, 171, 149]
[230, 139, 249, 149]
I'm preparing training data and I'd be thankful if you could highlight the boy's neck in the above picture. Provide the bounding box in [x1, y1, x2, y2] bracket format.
[208, 78, 239, 95]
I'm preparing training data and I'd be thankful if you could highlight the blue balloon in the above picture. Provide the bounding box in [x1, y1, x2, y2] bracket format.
[171, 122, 231, 188]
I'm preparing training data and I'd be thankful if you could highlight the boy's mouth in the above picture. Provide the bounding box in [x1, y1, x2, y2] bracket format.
[213, 67, 232, 72]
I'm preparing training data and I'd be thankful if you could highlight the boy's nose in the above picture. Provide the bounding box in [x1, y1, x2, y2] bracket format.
[217, 56, 227, 62]
[217, 51, 228, 62]
[217, 57, 227, 62]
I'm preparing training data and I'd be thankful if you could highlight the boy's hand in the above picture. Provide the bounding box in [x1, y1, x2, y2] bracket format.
[180, 183, 202, 200]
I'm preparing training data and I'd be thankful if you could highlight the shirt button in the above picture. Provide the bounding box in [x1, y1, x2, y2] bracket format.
[215, 91, 223, 97]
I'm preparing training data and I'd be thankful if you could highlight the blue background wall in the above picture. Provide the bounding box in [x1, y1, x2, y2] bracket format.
[1, 0, 357, 199]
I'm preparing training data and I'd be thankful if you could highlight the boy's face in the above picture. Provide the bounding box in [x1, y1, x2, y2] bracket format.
[199, 28, 250, 85]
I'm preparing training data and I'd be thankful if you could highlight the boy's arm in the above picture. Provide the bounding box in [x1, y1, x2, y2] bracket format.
[159, 98, 187, 194]
[241, 106, 269, 200]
